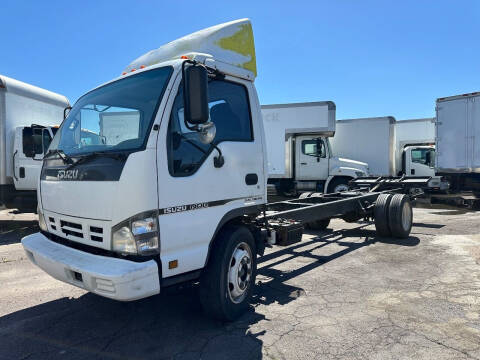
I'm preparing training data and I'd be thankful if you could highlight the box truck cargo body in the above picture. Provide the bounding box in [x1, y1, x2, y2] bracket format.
[436, 92, 480, 194]
[0, 75, 69, 207]
[330, 117, 395, 177]
[261, 102, 368, 194]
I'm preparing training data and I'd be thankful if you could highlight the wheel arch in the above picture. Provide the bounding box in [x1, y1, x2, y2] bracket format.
[203, 205, 262, 268]
[325, 175, 354, 193]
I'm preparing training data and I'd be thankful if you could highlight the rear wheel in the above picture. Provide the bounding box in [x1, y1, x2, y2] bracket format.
[388, 194, 413, 238]
[374, 193, 393, 237]
[199, 225, 256, 321]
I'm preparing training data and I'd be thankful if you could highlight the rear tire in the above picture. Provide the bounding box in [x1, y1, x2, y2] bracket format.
[388, 194, 413, 238]
[199, 225, 256, 321]
[374, 193, 393, 237]
[306, 218, 330, 230]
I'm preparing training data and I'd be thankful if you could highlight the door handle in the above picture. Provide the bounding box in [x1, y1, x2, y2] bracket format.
[245, 173, 258, 185]
[300, 162, 307, 165]
[411, 169, 415, 175]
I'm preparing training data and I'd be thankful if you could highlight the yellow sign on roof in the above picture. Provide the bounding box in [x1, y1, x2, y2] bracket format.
[124, 19, 257, 79]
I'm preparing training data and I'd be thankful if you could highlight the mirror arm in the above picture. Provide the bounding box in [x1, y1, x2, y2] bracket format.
[212, 144, 224, 168]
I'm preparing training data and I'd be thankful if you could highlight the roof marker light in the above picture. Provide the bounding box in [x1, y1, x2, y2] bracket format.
[122, 72, 127, 75]
[140, 65, 145, 69]
[180, 55, 189, 59]
[131, 69, 136, 72]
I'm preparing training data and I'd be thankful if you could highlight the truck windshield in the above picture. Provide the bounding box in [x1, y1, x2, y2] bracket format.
[49, 66, 172, 156]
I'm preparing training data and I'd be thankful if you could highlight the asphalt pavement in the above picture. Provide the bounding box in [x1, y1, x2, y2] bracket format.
[0, 206, 479, 359]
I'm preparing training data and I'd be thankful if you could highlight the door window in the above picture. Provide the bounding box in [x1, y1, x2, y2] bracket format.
[302, 139, 326, 158]
[411, 148, 435, 167]
[167, 79, 253, 176]
[42, 129, 53, 154]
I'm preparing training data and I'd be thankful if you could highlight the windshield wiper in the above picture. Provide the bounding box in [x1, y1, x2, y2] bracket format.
[65, 151, 127, 171]
[44, 149, 73, 165]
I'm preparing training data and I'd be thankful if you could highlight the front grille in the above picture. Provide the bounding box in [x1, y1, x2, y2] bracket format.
[89, 226, 104, 242]
[60, 220, 84, 239]
[60, 220, 82, 230]
[47, 215, 104, 244]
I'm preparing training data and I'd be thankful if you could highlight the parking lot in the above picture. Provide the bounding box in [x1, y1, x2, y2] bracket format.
[1, 206, 479, 360]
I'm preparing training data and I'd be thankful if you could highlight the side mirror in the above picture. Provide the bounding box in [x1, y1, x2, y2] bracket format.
[183, 64, 209, 125]
[22, 127, 36, 158]
[425, 151, 431, 165]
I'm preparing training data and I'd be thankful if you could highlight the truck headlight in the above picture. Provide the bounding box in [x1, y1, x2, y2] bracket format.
[38, 207, 48, 232]
[112, 211, 159, 256]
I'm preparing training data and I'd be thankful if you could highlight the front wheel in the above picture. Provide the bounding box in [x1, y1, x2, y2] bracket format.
[327, 178, 351, 193]
[199, 225, 256, 321]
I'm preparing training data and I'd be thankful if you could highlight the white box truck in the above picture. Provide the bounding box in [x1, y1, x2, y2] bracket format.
[330, 117, 395, 177]
[261, 102, 369, 195]
[21, 19, 428, 321]
[436, 92, 480, 195]
[331, 117, 446, 190]
[0, 75, 70, 208]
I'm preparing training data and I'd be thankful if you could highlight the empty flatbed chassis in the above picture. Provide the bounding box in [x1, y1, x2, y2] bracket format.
[258, 176, 431, 240]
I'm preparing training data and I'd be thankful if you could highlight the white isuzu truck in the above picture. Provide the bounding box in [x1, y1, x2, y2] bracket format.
[436, 92, 480, 196]
[261, 102, 369, 196]
[0, 75, 69, 208]
[21, 19, 428, 321]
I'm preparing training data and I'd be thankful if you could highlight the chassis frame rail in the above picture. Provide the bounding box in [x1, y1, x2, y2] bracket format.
[259, 176, 431, 224]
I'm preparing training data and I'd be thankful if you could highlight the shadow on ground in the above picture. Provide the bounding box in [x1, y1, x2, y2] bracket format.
[0, 220, 39, 245]
[0, 225, 420, 360]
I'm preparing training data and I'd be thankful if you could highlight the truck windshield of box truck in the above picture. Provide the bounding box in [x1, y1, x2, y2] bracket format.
[48, 67, 172, 157]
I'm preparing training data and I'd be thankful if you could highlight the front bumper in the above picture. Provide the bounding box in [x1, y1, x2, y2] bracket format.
[22, 233, 160, 301]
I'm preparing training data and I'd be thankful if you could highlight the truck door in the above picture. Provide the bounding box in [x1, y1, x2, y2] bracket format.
[156, 76, 265, 278]
[14, 126, 52, 190]
[407, 147, 435, 177]
[295, 135, 329, 180]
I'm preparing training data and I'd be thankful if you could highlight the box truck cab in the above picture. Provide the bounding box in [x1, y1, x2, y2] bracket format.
[262, 103, 369, 196]
[0, 75, 69, 208]
[400, 144, 435, 177]
[23, 19, 266, 318]
[13, 124, 58, 192]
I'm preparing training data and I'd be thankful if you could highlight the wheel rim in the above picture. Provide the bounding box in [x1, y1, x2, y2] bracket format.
[227, 242, 252, 304]
[334, 184, 349, 192]
[401, 201, 412, 231]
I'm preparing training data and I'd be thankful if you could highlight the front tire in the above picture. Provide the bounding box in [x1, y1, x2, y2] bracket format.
[327, 177, 351, 193]
[199, 225, 257, 321]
